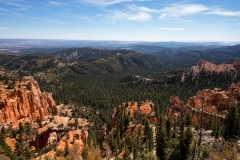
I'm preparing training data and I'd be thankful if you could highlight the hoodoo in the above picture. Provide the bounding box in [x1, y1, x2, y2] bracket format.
[0, 76, 57, 128]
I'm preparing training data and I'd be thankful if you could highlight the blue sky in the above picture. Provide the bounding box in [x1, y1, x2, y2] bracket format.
[0, 0, 240, 41]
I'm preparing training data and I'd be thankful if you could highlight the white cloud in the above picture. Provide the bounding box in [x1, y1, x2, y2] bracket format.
[106, 4, 154, 22]
[159, 4, 209, 19]
[49, 1, 68, 5]
[29, 17, 67, 24]
[159, 28, 185, 31]
[157, 3, 240, 19]
[207, 9, 240, 17]
[0, 0, 29, 10]
[159, 14, 167, 19]
[0, 27, 8, 30]
[110, 10, 151, 21]
[79, 0, 149, 7]
[128, 4, 159, 13]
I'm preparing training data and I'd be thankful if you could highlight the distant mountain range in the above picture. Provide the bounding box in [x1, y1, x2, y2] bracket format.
[144, 44, 240, 67]
[0, 39, 236, 50]
[0, 48, 163, 74]
[127, 45, 221, 54]
[0, 53, 64, 72]
[1, 40, 240, 70]
[51, 48, 163, 72]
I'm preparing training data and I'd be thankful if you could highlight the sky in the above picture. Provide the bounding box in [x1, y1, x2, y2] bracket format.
[0, 0, 240, 42]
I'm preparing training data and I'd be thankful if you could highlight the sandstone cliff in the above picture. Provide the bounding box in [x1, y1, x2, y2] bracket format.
[191, 59, 240, 77]
[181, 59, 240, 82]
[166, 82, 240, 125]
[0, 76, 57, 128]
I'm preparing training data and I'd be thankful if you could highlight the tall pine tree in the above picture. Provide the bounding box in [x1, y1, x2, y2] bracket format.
[180, 126, 193, 160]
[155, 114, 167, 160]
[223, 105, 238, 140]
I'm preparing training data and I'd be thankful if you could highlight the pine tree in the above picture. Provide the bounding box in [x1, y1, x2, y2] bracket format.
[198, 101, 204, 146]
[123, 145, 130, 160]
[15, 141, 21, 155]
[143, 118, 154, 151]
[148, 127, 154, 151]
[173, 119, 177, 138]
[18, 122, 24, 135]
[25, 122, 33, 138]
[205, 114, 212, 130]
[215, 121, 220, 139]
[1, 126, 5, 135]
[36, 117, 42, 128]
[180, 126, 193, 160]
[185, 112, 192, 127]
[166, 118, 171, 138]
[0, 131, 13, 159]
[223, 105, 238, 140]
[155, 115, 167, 160]
[82, 139, 102, 160]
[74, 118, 78, 130]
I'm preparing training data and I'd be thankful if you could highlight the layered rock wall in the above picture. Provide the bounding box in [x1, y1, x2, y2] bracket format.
[166, 83, 240, 125]
[182, 59, 240, 82]
[0, 76, 57, 128]
[191, 59, 235, 76]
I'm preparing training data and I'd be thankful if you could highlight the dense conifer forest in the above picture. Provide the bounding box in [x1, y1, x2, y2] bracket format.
[1, 47, 240, 159]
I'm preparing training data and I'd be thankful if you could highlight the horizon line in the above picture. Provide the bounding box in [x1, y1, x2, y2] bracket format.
[1, 38, 240, 43]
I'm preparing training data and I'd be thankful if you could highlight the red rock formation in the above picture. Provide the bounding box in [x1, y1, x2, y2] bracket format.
[233, 59, 240, 71]
[5, 138, 16, 152]
[0, 76, 57, 128]
[36, 129, 85, 160]
[125, 124, 141, 136]
[56, 129, 84, 152]
[166, 96, 187, 120]
[112, 101, 157, 127]
[191, 59, 235, 76]
[182, 59, 240, 82]
[166, 83, 240, 125]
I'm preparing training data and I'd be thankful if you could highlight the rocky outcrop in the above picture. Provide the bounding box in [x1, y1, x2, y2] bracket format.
[182, 59, 240, 82]
[166, 96, 188, 120]
[112, 101, 157, 127]
[0, 76, 57, 128]
[233, 60, 240, 71]
[36, 129, 85, 160]
[56, 129, 84, 154]
[31, 116, 88, 154]
[190, 59, 240, 78]
[166, 83, 240, 125]
[47, 132, 58, 147]
[125, 124, 141, 136]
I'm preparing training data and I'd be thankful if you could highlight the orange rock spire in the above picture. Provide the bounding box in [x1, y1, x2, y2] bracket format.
[0, 76, 57, 128]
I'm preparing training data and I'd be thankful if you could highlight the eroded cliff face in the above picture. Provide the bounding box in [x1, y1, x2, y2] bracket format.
[190, 59, 240, 78]
[0, 76, 57, 128]
[182, 59, 240, 83]
[166, 83, 240, 125]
